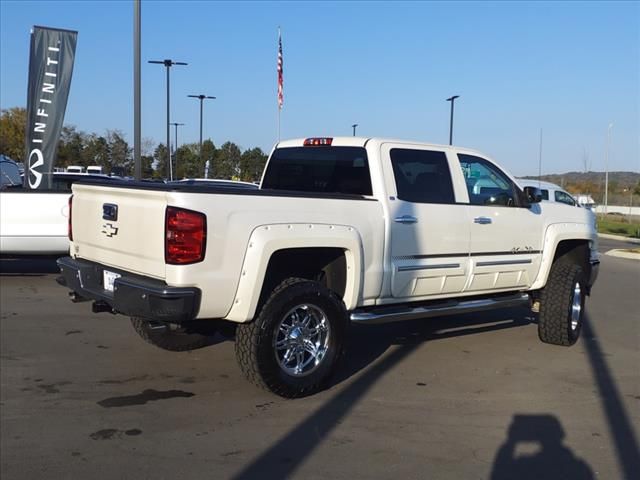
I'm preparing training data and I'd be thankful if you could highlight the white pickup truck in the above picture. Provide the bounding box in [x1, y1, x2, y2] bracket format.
[57, 137, 599, 397]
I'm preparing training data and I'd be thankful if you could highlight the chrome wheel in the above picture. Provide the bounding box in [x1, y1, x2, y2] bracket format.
[570, 281, 582, 331]
[273, 303, 331, 377]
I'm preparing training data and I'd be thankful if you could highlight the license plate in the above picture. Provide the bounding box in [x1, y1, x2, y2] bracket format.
[103, 270, 121, 292]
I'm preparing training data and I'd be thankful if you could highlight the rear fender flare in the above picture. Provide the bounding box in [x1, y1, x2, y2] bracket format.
[224, 223, 363, 322]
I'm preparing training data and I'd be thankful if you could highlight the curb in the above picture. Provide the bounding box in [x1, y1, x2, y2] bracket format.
[598, 233, 640, 244]
[605, 249, 640, 261]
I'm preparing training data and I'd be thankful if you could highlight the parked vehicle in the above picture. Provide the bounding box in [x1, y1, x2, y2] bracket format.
[169, 178, 259, 189]
[575, 194, 596, 210]
[86, 166, 104, 175]
[0, 156, 22, 188]
[1, 172, 115, 255]
[516, 179, 578, 207]
[57, 137, 599, 397]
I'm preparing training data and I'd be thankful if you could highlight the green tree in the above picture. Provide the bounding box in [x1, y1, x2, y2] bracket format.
[215, 141, 241, 179]
[240, 147, 267, 182]
[107, 130, 131, 175]
[57, 126, 86, 168]
[0, 107, 26, 161]
[82, 134, 110, 169]
[175, 143, 200, 179]
[153, 143, 170, 179]
[201, 139, 216, 178]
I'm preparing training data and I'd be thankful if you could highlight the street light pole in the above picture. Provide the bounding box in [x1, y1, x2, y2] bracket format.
[149, 59, 187, 180]
[604, 123, 613, 214]
[188, 94, 216, 165]
[446, 95, 460, 145]
[133, 0, 141, 180]
[170, 122, 184, 177]
[352, 124, 358, 136]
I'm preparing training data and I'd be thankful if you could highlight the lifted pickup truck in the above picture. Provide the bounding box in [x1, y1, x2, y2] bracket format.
[58, 137, 599, 397]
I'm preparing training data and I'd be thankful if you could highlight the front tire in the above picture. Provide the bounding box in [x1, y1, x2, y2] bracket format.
[538, 263, 586, 346]
[235, 277, 347, 398]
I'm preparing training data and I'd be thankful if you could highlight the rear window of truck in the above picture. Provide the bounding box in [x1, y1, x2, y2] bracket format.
[261, 147, 373, 196]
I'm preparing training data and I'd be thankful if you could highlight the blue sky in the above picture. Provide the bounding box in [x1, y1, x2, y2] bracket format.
[1, 0, 638, 176]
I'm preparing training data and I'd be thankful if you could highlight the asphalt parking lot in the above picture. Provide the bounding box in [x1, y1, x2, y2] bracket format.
[1, 238, 638, 480]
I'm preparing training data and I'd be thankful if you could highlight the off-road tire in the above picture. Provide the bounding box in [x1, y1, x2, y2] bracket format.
[538, 262, 586, 346]
[130, 317, 210, 352]
[235, 277, 347, 398]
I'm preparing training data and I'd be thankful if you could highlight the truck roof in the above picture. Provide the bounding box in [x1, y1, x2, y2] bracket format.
[275, 136, 477, 152]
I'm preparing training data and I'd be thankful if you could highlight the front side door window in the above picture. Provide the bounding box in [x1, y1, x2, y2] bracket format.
[555, 190, 576, 206]
[458, 154, 520, 207]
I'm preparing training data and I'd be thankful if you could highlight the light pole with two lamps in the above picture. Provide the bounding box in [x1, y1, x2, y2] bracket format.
[148, 59, 188, 180]
[188, 94, 216, 168]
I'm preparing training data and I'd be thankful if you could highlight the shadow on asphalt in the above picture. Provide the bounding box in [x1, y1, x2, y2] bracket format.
[231, 307, 534, 480]
[490, 414, 594, 480]
[582, 313, 640, 479]
[232, 310, 640, 480]
[0, 255, 61, 275]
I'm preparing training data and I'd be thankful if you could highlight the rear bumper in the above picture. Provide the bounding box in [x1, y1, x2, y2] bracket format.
[57, 256, 200, 323]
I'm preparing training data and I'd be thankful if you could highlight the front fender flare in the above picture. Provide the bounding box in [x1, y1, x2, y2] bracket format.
[530, 222, 596, 291]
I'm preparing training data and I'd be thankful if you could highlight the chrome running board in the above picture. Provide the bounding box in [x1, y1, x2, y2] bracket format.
[350, 293, 529, 325]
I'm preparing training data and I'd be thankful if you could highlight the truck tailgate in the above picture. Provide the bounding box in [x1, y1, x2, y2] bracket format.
[71, 183, 167, 279]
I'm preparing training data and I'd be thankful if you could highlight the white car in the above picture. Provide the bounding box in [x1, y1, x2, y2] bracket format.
[516, 179, 578, 206]
[0, 171, 115, 255]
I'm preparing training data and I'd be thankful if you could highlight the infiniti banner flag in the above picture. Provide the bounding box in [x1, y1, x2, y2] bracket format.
[24, 26, 77, 189]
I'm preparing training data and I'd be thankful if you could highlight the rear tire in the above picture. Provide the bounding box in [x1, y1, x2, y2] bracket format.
[235, 277, 347, 398]
[130, 317, 211, 352]
[538, 263, 586, 346]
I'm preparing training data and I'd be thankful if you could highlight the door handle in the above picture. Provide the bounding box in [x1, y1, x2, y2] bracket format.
[395, 215, 418, 224]
[474, 216, 492, 225]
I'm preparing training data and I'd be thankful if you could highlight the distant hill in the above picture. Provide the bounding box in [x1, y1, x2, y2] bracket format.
[519, 171, 639, 204]
[520, 171, 639, 187]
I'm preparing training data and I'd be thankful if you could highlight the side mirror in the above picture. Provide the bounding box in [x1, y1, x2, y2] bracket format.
[523, 186, 543, 204]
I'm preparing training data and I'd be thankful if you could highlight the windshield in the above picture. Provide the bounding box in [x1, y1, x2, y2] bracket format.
[0, 159, 22, 188]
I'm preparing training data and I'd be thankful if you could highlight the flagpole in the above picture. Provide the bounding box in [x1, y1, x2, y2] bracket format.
[277, 26, 283, 143]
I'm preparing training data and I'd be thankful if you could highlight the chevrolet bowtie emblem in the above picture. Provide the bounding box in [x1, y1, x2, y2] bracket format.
[102, 223, 119, 237]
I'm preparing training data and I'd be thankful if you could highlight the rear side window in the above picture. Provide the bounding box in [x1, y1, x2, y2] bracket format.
[261, 147, 372, 195]
[390, 149, 455, 204]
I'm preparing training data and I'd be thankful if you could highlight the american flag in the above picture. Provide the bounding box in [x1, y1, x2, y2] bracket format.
[277, 29, 283, 110]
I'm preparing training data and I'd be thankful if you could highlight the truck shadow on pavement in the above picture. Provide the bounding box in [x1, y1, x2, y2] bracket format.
[231, 307, 535, 480]
[232, 310, 640, 480]
[334, 307, 534, 386]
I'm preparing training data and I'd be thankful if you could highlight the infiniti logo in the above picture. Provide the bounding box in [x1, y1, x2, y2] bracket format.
[27, 149, 44, 189]
[102, 223, 119, 238]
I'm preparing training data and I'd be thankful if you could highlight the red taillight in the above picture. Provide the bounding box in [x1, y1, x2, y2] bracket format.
[165, 207, 206, 265]
[303, 137, 333, 146]
[68, 195, 73, 241]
